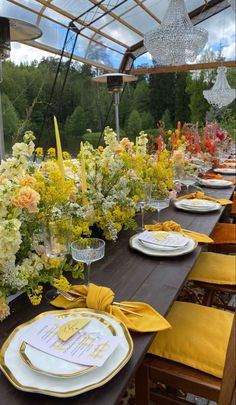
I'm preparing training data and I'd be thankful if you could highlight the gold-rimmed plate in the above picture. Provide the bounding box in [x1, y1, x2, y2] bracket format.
[0, 309, 133, 397]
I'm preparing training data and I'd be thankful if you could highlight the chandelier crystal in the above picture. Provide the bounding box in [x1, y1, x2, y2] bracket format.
[228, 0, 236, 12]
[144, 0, 208, 66]
[203, 67, 236, 108]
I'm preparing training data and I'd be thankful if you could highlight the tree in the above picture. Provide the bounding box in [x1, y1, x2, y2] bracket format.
[161, 109, 173, 129]
[141, 111, 154, 129]
[126, 110, 142, 140]
[64, 105, 86, 139]
[186, 71, 209, 124]
[132, 80, 150, 113]
[1, 93, 20, 152]
[149, 73, 176, 123]
[174, 72, 190, 125]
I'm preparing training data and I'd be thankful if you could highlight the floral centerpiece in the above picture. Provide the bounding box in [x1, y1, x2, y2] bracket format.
[0, 127, 174, 321]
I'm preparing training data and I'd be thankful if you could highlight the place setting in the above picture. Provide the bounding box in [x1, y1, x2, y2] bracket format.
[175, 198, 221, 213]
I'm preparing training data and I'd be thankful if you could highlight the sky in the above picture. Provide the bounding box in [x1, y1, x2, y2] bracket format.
[7, 3, 236, 69]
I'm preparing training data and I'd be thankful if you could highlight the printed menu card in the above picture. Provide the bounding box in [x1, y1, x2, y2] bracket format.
[24, 314, 121, 367]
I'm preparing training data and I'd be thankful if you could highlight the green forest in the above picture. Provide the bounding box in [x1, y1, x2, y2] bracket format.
[1, 57, 235, 155]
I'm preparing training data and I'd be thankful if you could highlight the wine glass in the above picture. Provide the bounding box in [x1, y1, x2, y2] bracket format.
[137, 183, 152, 231]
[44, 217, 72, 301]
[71, 238, 105, 286]
[180, 173, 196, 192]
[148, 196, 170, 223]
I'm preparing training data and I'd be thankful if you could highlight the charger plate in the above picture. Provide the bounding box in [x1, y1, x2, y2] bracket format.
[199, 179, 232, 188]
[175, 199, 221, 213]
[0, 309, 133, 397]
[130, 233, 197, 257]
[214, 168, 236, 174]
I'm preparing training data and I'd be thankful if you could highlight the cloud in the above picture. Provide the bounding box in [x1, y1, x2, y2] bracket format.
[10, 43, 54, 64]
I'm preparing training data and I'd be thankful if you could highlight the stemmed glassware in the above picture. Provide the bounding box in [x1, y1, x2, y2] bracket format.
[137, 183, 152, 231]
[180, 172, 196, 192]
[149, 193, 170, 223]
[71, 238, 105, 286]
[44, 217, 72, 301]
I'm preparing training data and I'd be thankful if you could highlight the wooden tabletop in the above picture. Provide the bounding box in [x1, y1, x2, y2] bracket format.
[0, 185, 234, 405]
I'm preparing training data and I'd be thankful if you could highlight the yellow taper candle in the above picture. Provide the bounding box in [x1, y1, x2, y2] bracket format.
[53, 116, 65, 180]
[80, 141, 87, 194]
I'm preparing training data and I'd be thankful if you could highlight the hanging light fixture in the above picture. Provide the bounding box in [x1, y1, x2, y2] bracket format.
[144, 0, 208, 66]
[203, 66, 236, 108]
[228, 0, 236, 12]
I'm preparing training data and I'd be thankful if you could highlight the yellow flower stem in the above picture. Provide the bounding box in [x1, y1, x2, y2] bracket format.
[54, 116, 65, 182]
[80, 142, 87, 194]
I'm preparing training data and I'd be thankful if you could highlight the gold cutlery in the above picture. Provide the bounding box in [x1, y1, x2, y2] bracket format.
[57, 290, 143, 317]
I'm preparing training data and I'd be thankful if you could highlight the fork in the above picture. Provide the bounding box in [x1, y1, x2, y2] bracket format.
[57, 290, 143, 317]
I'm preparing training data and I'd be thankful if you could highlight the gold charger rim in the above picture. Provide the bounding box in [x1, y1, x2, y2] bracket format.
[0, 308, 134, 397]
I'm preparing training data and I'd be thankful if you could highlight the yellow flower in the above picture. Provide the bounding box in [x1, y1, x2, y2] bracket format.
[63, 151, 71, 160]
[20, 175, 37, 189]
[52, 275, 71, 291]
[35, 147, 44, 157]
[167, 130, 172, 135]
[47, 147, 56, 158]
[28, 292, 42, 306]
[175, 129, 180, 136]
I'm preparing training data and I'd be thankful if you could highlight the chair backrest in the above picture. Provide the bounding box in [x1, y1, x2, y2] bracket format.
[218, 311, 236, 405]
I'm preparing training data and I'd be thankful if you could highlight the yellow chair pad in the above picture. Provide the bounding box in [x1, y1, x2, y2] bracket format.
[188, 252, 236, 285]
[148, 301, 233, 378]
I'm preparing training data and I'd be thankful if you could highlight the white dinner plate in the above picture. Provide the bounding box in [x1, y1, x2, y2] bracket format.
[199, 179, 233, 188]
[0, 309, 133, 397]
[138, 231, 189, 251]
[175, 199, 221, 213]
[19, 313, 117, 378]
[130, 234, 197, 257]
[214, 168, 236, 174]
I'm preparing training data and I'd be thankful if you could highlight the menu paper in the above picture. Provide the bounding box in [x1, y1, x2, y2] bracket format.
[24, 315, 121, 367]
[139, 231, 189, 247]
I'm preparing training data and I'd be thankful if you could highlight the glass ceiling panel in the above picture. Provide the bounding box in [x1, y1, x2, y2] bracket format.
[185, 0, 206, 12]
[0, 0, 38, 25]
[122, 6, 159, 33]
[53, 0, 93, 19]
[102, 20, 142, 46]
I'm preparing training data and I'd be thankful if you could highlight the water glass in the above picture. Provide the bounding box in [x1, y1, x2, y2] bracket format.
[137, 183, 152, 231]
[44, 217, 72, 258]
[71, 238, 105, 286]
[180, 173, 196, 192]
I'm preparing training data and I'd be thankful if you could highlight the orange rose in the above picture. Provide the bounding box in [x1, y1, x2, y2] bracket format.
[20, 175, 37, 189]
[12, 186, 40, 213]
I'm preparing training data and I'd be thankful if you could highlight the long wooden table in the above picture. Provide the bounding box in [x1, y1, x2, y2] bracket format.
[0, 185, 234, 405]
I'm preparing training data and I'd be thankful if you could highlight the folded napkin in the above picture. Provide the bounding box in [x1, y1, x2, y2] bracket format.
[51, 283, 171, 333]
[144, 220, 213, 244]
[202, 173, 236, 185]
[177, 191, 232, 206]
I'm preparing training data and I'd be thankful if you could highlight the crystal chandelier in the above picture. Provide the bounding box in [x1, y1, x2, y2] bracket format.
[203, 67, 236, 108]
[228, 0, 236, 12]
[144, 0, 208, 65]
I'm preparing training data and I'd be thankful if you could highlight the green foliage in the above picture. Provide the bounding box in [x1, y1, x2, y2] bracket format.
[186, 71, 209, 124]
[132, 80, 150, 113]
[82, 132, 101, 147]
[161, 109, 173, 129]
[219, 108, 236, 139]
[141, 111, 154, 129]
[1, 93, 20, 151]
[64, 105, 87, 138]
[126, 109, 142, 140]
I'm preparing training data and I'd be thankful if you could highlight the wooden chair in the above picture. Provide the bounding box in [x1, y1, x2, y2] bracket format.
[231, 191, 236, 223]
[135, 307, 235, 405]
[208, 223, 236, 254]
[186, 252, 236, 310]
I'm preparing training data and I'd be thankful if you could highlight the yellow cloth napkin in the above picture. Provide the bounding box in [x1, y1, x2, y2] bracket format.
[176, 191, 232, 206]
[51, 283, 171, 333]
[144, 220, 213, 244]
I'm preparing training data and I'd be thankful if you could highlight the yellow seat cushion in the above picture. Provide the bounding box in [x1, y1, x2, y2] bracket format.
[188, 252, 236, 285]
[148, 301, 233, 378]
[210, 223, 236, 244]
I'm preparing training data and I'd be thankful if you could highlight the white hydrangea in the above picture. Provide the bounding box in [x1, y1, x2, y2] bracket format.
[12, 141, 34, 159]
[137, 130, 148, 155]
[0, 219, 22, 268]
[103, 127, 118, 148]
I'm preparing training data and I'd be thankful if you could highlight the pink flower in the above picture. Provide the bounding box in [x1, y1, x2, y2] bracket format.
[12, 186, 40, 213]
